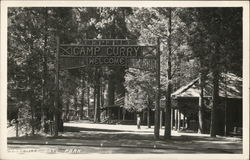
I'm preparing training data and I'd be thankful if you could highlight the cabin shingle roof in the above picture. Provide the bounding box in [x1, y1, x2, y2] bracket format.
[171, 73, 242, 99]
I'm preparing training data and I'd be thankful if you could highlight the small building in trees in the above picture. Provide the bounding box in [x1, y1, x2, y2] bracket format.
[171, 73, 242, 136]
[100, 96, 138, 124]
[100, 95, 155, 126]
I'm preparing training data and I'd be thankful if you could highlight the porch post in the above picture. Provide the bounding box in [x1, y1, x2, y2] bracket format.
[122, 108, 125, 120]
[171, 108, 173, 129]
[183, 115, 185, 129]
[175, 109, 178, 130]
[118, 107, 120, 121]
[177, 109, 181, 131]
[160, 109, 162, 128]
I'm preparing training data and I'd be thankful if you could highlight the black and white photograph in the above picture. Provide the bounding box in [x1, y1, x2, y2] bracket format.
[0, 1, 249, 160]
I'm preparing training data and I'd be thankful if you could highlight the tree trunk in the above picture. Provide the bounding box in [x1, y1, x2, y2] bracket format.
[224, 73, 228, 136]
[106, 72, 115, 120]
[108, 73, 115, 106]
[164, 8, 172, 139]
[31, 104, 35, 136]
[16, 120, 19, 137]
[95, 84, 100, 123]
[65, 98, 70, 121]
[101, 82, 105, 108]
[80, 74, 85, 120]
[93, 86, 96, 122]
[147, 106, 151, 128]
[74, 92, 78, 118]
[87, 86, 90, 118]
[154, 38, 161, 139]
[147, 97, 152, 128]
[41, 8, 48, 132]
[94, 68, 101, 123]
[210, 69, 219, 137]
[198, 72, 205, 134]
[53, 36, 60, 137]
[94, 85, 100, 123]
[210, 29, 221, 137]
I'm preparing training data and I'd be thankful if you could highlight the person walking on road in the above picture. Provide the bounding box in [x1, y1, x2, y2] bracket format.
[137, 114, 141, 129]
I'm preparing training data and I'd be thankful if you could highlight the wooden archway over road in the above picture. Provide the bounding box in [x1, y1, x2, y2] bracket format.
[54, 37, 161, 139]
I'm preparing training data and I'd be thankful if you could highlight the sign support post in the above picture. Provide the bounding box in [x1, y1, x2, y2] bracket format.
[54, 36, 59, 137]
[154, 37, 161, 139]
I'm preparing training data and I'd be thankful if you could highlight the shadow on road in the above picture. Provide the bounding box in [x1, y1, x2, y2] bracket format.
[61, 126, 155, 140]
[64, 126, 151, 133]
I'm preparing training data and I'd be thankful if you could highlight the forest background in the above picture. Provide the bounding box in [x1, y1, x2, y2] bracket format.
[7, 7, 242, 139]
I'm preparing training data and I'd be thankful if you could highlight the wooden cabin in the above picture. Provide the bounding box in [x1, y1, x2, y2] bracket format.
[171, 73, 242, 136]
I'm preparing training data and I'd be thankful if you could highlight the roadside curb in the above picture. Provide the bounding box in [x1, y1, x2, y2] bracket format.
[7, 140, 180, 150]
[7, 140, 237, 153]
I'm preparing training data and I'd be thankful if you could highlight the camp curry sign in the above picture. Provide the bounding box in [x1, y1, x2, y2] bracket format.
[60, 45, 142, 57]
[58, 39, 157, 71]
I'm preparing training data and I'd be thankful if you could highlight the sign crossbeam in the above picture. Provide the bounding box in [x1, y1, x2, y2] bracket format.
[72, 39, 136, 46]
[60, 44, 157, 47]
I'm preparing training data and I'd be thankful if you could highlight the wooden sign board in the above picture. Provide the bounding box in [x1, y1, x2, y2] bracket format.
[60, 45, 143, 57]
[60, 56, 127, 70]
[58, 40, 157, 71]
[60, 56, 157, 71]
